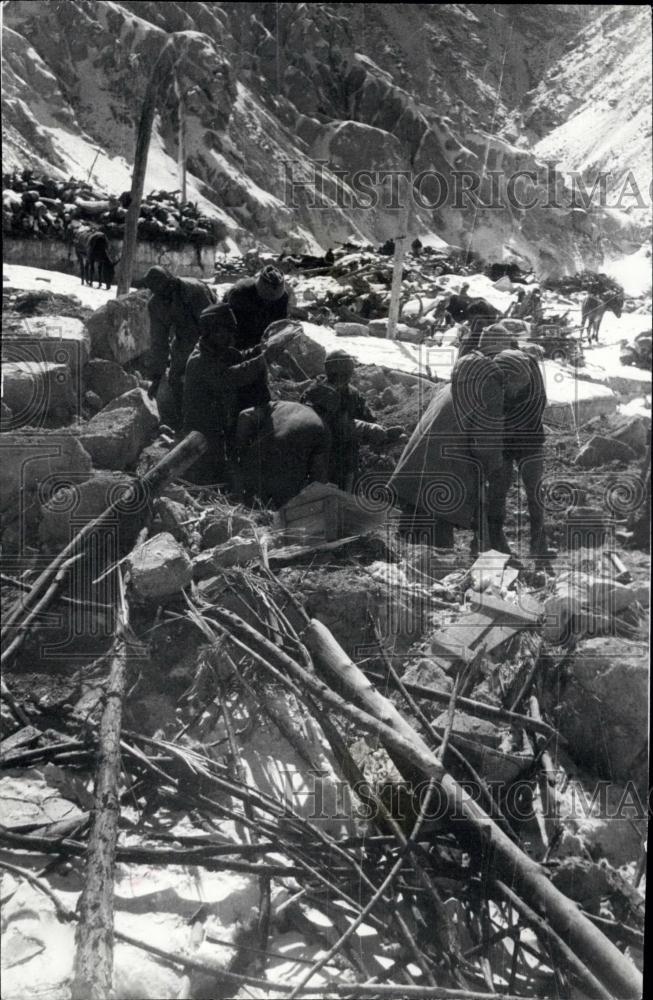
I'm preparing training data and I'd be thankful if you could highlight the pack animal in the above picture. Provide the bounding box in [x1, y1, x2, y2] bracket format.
[74, 228, 119, 289]
[580, 291, 624, 344]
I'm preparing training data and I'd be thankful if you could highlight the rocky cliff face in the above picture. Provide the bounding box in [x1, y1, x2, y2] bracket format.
[2, 2, 650, 273]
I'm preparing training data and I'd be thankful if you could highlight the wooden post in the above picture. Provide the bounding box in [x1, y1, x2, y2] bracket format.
[386, 174, 412, 341]
[116, 37, 178, 297]
[175, 72, 187, 205]
[72, 572, 130, 1000]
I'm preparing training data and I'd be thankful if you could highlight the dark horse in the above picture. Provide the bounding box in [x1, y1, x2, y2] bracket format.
[74, 228, 119, 289]
[580, 290, 624, 343]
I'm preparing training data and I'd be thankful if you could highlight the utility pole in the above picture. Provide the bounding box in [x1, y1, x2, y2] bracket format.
[117, 35, 186, 297]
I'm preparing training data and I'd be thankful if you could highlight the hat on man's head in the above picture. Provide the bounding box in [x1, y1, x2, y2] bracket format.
[325, 348, 356, 373]
[256, 265, 286, 301]
[136, 266, 174, 293]
[478, 323, 514, 357]
[199, 302, 237, 333]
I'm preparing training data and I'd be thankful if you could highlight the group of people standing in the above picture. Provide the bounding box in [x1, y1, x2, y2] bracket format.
[140, 264, 552, 561]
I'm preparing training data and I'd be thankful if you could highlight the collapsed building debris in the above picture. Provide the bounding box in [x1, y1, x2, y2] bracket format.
[1, 245, 650, 999]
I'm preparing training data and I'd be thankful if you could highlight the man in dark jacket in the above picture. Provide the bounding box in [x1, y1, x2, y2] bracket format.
[301, 349, 403, 491]
[139, 266, 216, 428]
[182, 303, 292, 485]
[236, 400, 331, 507]
[223, 265, 290, 409]
[487, 347, 553, 558]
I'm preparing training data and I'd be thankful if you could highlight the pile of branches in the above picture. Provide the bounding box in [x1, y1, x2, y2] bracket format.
[2, 168, 224, 246]
[1, 466, 644, 998]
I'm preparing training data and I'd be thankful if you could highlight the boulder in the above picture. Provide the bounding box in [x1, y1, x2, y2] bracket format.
[129, 532, 193, 601]
[575, 435, 637, 468]
[38, 471, 139, 549]
[334, 322, 369, 337]
[84, 358, 138, 406]
[153, 497, 191, 544]
[609, 417, 649, 455]
[200, 511, 255, 549]
[542, 589, 585, 643]
[2, 316, 90, 387]
[86, 290, 151, 365]
[273, 321, 326, 378]
[549, 636, 648, 789]
[0, 428, 91, 512]
[84, 390, 103, 413]
[192, 534, 262, 578]
[402, 657, 453, 694]
[1, 360, 76, 428]
[76, 388, 159, 470]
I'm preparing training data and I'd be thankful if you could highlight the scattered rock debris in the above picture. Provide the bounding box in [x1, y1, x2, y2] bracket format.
[0, 254, 648, 1000]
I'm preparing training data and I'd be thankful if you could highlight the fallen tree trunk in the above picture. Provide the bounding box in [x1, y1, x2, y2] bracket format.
[302, 619, 641, 1000]
[72, 571, 130, 1000]
[1, 431, 207, 667]
[206, 605, 641, 997]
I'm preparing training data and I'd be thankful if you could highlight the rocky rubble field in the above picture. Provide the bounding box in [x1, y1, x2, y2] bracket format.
[0, 257, 650, 999]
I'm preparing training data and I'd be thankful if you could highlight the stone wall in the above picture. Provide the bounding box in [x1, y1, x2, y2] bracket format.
[2, 236, 216, 279]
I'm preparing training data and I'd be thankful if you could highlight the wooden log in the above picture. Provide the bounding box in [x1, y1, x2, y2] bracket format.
[302, 619, 642, 1000]
[71, 572, 130, 1000]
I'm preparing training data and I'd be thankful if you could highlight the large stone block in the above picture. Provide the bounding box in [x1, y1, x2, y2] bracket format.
[2, 316, 90, 388]
[129, 532, 193, 601]
[1, 361, 76, 428]
[75, 388, 159, 470]
[83, 358, 139, 406]
[86, 290, 151, 365]
[273, 321, 326, 379]
[38, 470, 140, 549]
[549, 636, 648, 789]
[575, 434, 637, 468]
[0, 429, 92, 515]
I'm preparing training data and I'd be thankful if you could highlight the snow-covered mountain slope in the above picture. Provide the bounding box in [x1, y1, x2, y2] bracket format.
[2, 2, 651, 272]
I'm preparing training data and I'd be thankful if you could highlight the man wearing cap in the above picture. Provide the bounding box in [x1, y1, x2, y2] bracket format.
[223, 265, 290, 409]
[182, 304, 294, 484]
[224, 266, 289, 349]
[302, 349, 404, 491]
[138, 266, 217, 428]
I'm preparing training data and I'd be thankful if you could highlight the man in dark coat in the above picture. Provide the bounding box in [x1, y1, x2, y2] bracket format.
[301, 350, 403, 491]
[139, 266, 216, 428]
[182, 304, 292, 485]
[223, 265, 290, 409]
[487, 348, 553, 558]
[236, 400, 331, 507]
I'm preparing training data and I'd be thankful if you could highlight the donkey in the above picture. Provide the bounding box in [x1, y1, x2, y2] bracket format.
[580, 290, 624, 344]
[74, 227, 119, 289]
